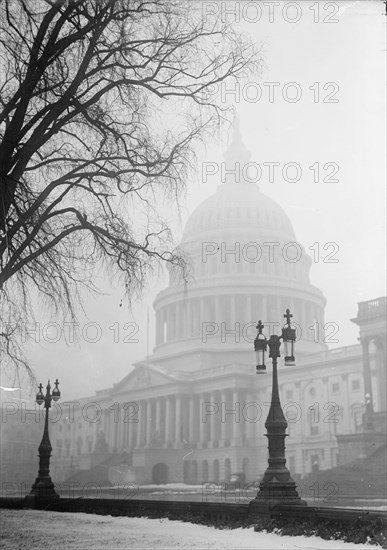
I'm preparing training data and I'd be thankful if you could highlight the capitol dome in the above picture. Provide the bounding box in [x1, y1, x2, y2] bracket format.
[183, 121, 296, 245]
[178, 175, 309, 287]
[152, 125, 327, 368]
[182, 181, 296, 245]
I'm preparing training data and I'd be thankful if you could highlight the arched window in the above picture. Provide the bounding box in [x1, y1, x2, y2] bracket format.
[224, 458, 231, 482]
[213, 459, 220, 483]
[242, 458, 249, 479]
[183, 461, 190, 484]
[202, 460, 209, 483]
[191, 460, 198, 484]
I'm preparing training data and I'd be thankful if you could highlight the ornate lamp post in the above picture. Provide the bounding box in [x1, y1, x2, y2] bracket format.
[250, 310, 306, 512]
[26, 379, 61, 507]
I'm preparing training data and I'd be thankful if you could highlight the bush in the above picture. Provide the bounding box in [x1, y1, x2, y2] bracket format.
[39, 497, 387, 547]
[253, 516, 387, 548]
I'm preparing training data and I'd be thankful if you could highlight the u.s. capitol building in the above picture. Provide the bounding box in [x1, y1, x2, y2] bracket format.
[47, 129, 386, 486]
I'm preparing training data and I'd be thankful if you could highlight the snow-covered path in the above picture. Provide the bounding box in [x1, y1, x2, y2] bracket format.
[0, 509, 381, 549]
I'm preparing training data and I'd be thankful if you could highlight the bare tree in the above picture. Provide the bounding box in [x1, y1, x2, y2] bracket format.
[0, 0, 260, 379]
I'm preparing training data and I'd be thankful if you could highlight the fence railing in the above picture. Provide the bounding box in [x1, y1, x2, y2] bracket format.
[1, 495, 386, 526]
[357, 297, 387, 318]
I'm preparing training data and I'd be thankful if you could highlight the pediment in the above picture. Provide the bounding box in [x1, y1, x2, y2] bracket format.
[114, 364, 174, 394]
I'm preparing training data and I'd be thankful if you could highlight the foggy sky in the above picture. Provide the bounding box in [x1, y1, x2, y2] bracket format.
[1, 0, 385, 404]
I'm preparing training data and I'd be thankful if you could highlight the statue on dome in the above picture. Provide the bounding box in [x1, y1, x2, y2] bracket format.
[223, 115, 253, 185]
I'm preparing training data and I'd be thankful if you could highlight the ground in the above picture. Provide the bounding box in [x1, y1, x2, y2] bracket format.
[0, 509, 381, 550]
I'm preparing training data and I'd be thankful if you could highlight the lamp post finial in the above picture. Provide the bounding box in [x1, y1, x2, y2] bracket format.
[284, 308, 293, 326]
[256, 320, 264, 334]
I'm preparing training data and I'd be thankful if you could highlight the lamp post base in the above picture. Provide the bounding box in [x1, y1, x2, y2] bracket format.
[249, 481, 307, 515]
[25, 477, 60, 509]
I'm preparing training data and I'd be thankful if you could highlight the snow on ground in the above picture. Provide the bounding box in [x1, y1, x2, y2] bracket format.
[129, 483, 201, 495]
[0, 509, 381, 550]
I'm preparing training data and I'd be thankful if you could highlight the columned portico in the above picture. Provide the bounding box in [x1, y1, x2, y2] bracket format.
[374, 336, 387, 411]
[136, 401, 144, 447]
[165, 397, 172, 446]
[246, 391, 256, 443]
[360, 337, 374, 412]
[189, 395, 195, 443]
[232, 389, 239, 444]
[128, 415, 135, 449]
[146, 400, 152, 446]
[175, 395, 181, 446]
[352, 297, 387, 415]
[155, 398, 161, 443]
[209, 391, 218, 448]
[199, 395, 205, 446]
[220, 390, 227, 445]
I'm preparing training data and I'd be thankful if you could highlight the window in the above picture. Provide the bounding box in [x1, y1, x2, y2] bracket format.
[213, 459, 220, 483]
[310, 425, 319, 436]
[332, 383, 340, 393]
[307, 412, 319, 436]
[224, 458, 231, 483]
[352, 379, 360, 391]
[202, 460, 209, 483]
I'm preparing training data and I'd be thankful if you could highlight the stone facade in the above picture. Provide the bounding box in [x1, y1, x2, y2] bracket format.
[46, 128, 386, 485]
[2, 131, 386, 489]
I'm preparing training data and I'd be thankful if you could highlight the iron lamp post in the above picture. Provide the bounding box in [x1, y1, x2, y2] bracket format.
[251, 309, 306, 512]
[26, 379, 61, 506]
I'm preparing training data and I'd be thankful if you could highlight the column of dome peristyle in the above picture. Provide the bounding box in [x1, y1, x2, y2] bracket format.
[250, 312, 307, 514]
[350, 297, 387, 428]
